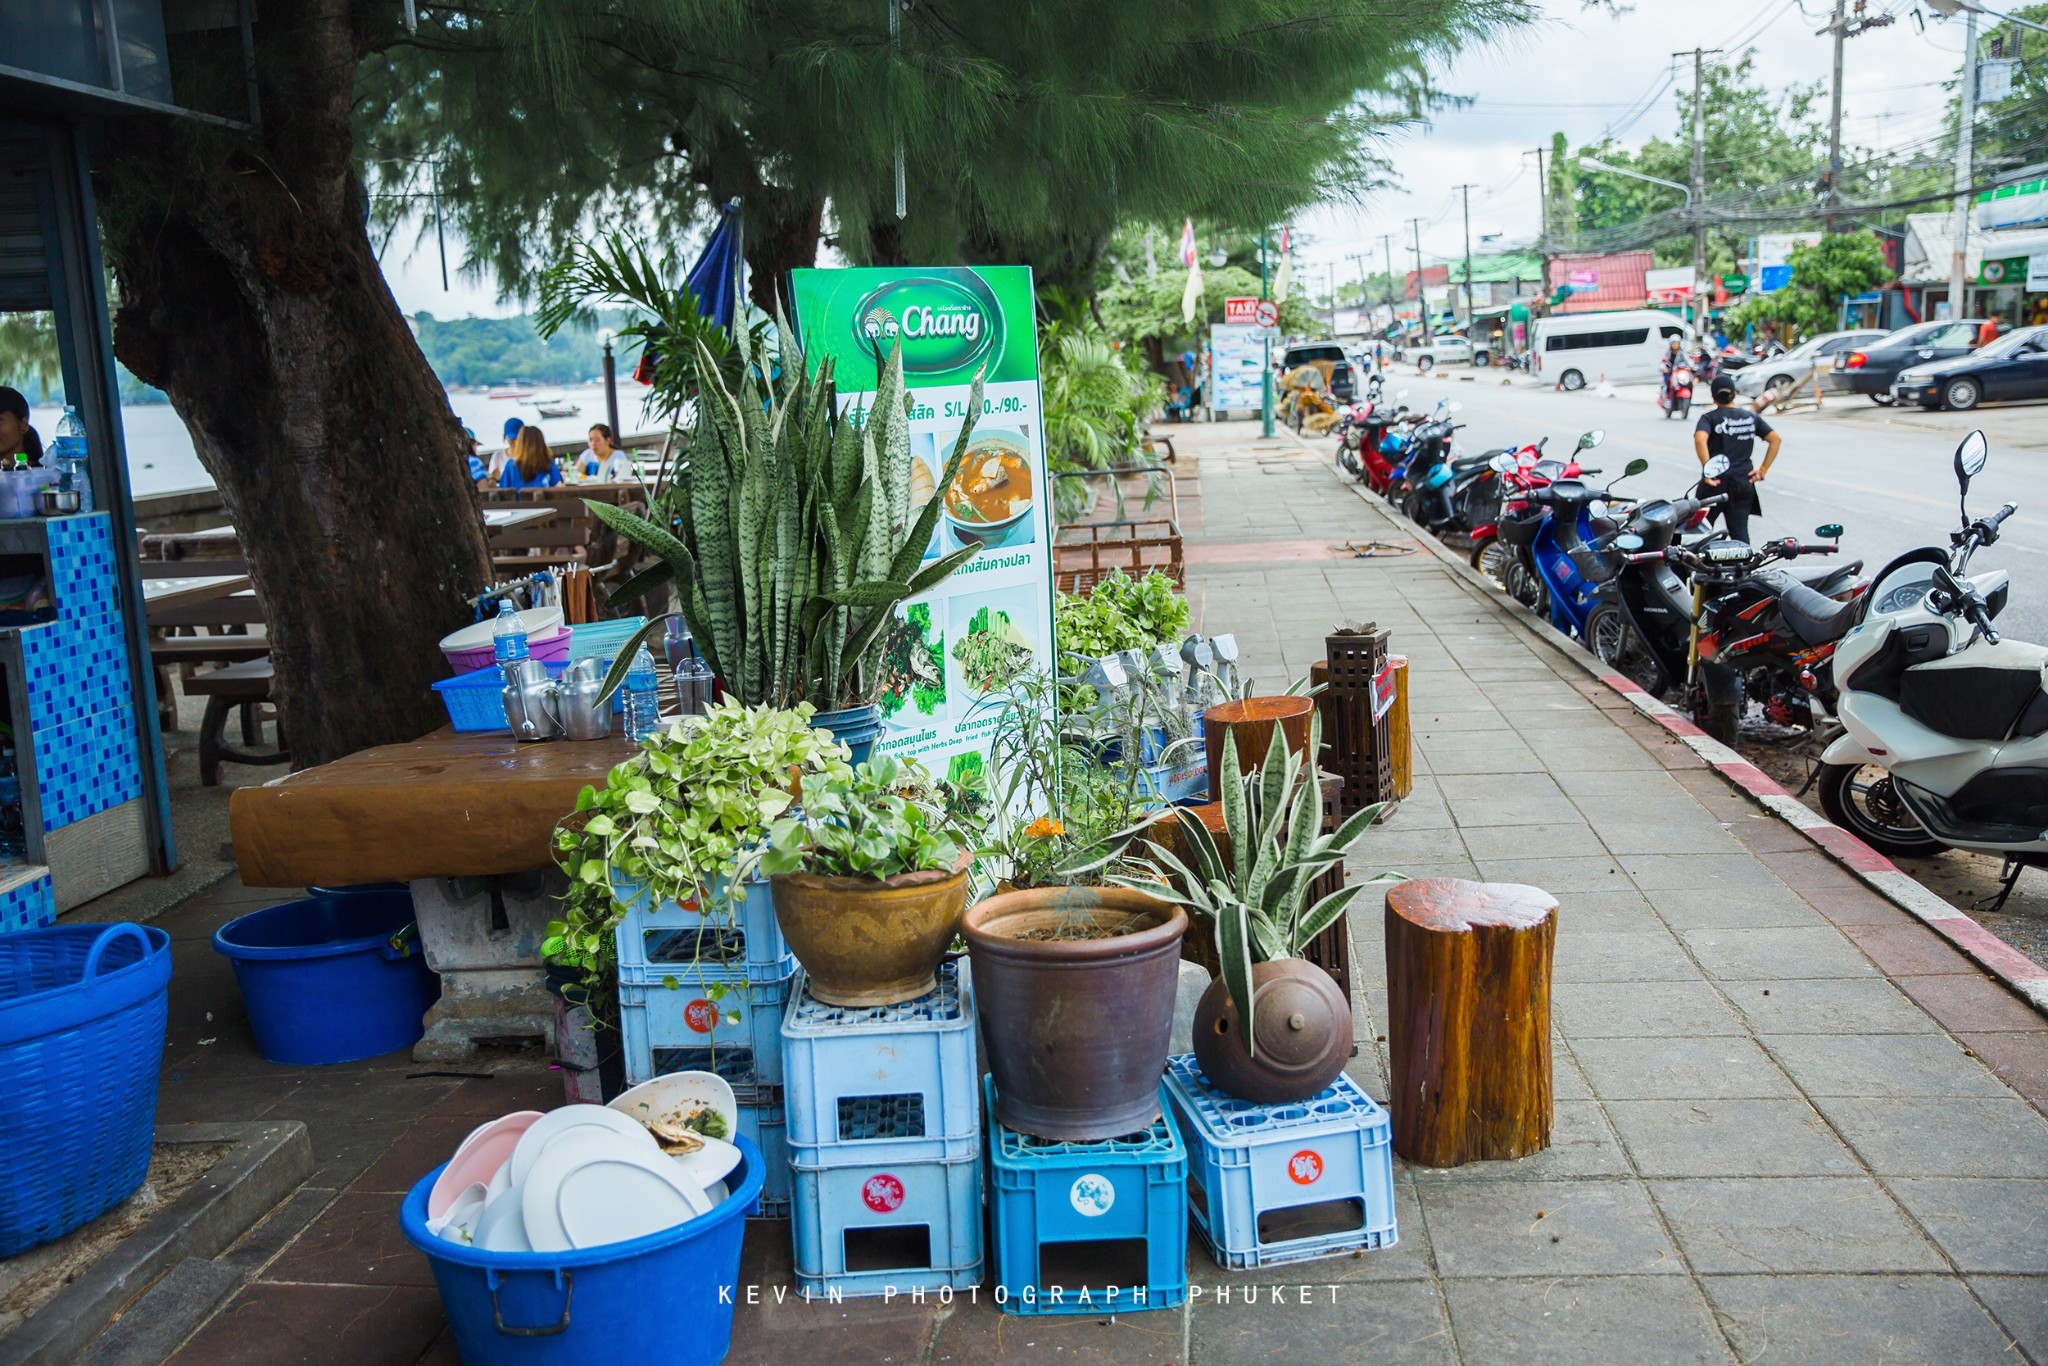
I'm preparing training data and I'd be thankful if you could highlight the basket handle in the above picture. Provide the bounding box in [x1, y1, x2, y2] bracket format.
[485, 1267, 573, 1337]
[83, 924, 152, 979]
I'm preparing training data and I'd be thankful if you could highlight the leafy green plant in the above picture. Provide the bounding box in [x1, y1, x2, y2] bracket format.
[1112, 716, 1395, 1059]
[583, 323, 985, 711]
[1054, 569, 1190, 664]
[761, 754, 965, 881]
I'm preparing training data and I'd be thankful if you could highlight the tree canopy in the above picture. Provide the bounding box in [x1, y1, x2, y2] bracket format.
[1722, 233, 1890, 340]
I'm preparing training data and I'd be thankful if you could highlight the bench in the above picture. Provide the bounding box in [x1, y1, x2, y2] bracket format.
[185, 659, 289, 786]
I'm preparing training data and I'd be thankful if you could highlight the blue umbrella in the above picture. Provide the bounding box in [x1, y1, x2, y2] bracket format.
[685, 199, 743, 330]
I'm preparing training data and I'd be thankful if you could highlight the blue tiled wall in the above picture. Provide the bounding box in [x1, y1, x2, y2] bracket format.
[18, 516, 143, 834]
[0, 873, 54, 932]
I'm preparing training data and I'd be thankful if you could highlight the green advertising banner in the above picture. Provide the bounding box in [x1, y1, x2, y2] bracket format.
[788, 265, 1055, 790]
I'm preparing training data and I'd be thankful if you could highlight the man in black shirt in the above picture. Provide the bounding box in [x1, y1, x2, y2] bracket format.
[1693, 376, 1781, 544]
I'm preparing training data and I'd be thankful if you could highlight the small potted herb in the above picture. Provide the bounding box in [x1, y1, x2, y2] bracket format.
[760, 755, 972, 1006]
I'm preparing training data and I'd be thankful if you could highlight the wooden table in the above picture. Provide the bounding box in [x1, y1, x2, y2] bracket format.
[483, 506, 556, 530]
[140, 573, 252, 611]
[229, 726, 635, 887]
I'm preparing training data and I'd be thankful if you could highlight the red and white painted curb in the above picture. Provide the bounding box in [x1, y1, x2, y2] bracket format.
[1300, 427, 2048, 1015]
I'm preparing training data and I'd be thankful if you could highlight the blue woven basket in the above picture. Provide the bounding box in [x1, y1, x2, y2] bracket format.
[0, 923, 171, 1257]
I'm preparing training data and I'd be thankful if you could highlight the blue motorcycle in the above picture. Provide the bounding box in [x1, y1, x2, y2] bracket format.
[1518, 451, 1649, 637]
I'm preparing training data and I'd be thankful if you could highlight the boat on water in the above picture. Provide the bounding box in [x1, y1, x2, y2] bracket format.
[535, 397, 581, 418]
[487, 388, 535, 401]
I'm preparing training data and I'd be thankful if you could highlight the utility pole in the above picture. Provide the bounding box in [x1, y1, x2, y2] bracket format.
[1454, 184, 1478, 329]
[1526, 147, 1549, 250]
[1825, 0, 1847, 229]
[1380, 235, 1396, 324]
[1675, 47, 1722, 321]
[1260, 228, 1274, 439]
[1327, 263, 1339, 335]
[1951, 8, 1979, 321]
[1347, 252, 1371, 329]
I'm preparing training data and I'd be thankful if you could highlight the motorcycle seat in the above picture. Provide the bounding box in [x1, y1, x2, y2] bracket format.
[1748, 568, 1858, 647]
[1784, 560, 1864, 593]
[1449, 455, 1494, 474]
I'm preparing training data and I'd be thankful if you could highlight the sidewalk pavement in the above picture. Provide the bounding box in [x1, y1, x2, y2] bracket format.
[82, 418, 2048, 1364]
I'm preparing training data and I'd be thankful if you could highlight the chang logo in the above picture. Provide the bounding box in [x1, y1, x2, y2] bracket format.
[850, 272, 1002, 377]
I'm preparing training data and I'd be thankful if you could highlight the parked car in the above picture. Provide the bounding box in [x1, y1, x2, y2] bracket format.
[1404, 333, 1472, 371]
[1529, 310, 1692, 389]
[1891, 324, 2048, 410]
[1826, 320, 1983, 403]
[1281, 342, 1356, 401]
[1731, 329, 1887, 400]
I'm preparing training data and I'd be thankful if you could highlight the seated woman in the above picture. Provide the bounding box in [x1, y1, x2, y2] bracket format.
[573, 423, 635, 482]
[0, 387, 45, 466]
[495, 427, 562, 490]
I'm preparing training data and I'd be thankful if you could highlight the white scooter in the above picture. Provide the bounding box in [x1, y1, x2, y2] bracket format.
[1816, 430, 2039, 905]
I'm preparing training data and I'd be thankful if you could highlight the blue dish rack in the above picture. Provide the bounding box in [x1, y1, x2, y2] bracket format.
[613, 875, 789, 984]
[985, 1076, 1186, 1316]
[1162, 1053, 1398, 1269]
[780, 963, 978, 1165]
[789, 1147, 983, 1300]
[618, 966, 792, 1088]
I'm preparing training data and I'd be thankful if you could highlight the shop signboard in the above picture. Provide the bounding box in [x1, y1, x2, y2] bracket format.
[1644, 267, 1696, 304]
[1224, 296, 1261, 325]
[788, 265, 1058, 790]
[1209, 322, 1267, 412]
[1979, 256, 2029, 286]
[1719, 272, 1750, 294]
[2031, 254, 2048, 293]
[1754, 233, 1821, 294]
[1977, 178, 2048, 232]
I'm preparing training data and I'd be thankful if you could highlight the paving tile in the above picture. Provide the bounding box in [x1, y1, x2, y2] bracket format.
[1727, 979, 1940, 1036]
[1751, 851, 1864, 894]
[1419, 1179, 1681, 1278]
[1553, 981, 1748, 1039]
[1810, 1096, 2048, 1178]
[1604, 1100, 1858, 1178]
[930, 1297, 1182, 1365]
[1841, 923, 1980, 976]
[1647, 887, 1828, 931]
[1570, 1037, 1799, 1101]
[725, 1222, 939, 1365]
[1187, 1276, 1450, 1364]
[1677, 927, 1878, 982]
[1404, 1101, 1632, 1183]
[1426, 747, 1548, 775]
[1702, 1273, 2014, 1364]
[1440, 1275, 1728, 1364]
[1889, 1179, 2048, 1272]
[1761, 1033, 2012, 1099]
[1798, 886, 1914, 928]
[1553, 888, 1661, 932]
[1552, 770, 1690, 801]
[1185, 1181, 1431, 1286]
[1434, 773, 1569, 826]
[261, 1188, 432, 1288]
[1592, 820, 1749, 858]
[1965, 1276, 2048, 1361]
[351, 1116, 476, 1195]
[1648, 1177, 1944, 1273]
[1473, 857, 1635, 893]
[1723, 813, 1818, 855]
[1552, 929, 1700, 984]
[163, 1283, 446, 1366]
[1896, 974, 2048, 1034]
[1457, 823, 1606, 862]
[1618, 855, 1790, 892]
[1955, 1032, 2048, 1113]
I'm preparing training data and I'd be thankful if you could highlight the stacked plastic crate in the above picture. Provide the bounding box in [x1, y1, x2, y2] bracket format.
[614, 877, 793, 1215]
[779, 962, 982, 1298]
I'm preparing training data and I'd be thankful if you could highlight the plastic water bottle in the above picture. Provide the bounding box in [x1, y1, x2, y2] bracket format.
[491, 600, 528, 666]
[52, 407, 91, 514]
[624, 647, 661, 742]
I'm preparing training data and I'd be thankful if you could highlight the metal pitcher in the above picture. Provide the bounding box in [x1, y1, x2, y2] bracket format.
[501, 659, 562, 741]
[557, 657, 613, 741]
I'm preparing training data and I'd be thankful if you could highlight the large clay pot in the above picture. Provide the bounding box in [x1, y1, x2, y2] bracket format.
[1202, 696, 1315, 801]
[962, 886, 1187, 1141]
[772, 861, 969, 1006]
[1192, 957, 1351, 1104]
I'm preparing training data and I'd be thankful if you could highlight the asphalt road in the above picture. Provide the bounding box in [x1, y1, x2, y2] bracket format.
[1373, 368, 2048, 645]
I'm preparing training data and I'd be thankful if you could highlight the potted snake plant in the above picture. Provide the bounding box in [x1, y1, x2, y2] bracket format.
[1113, 715, 1395, 1104]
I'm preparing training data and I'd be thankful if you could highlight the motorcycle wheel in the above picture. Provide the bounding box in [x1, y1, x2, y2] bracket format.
[1471, 534, 1510, 583]
[1677, 395, 1691, 419]
[1817, 762, 1946, 858]
[1690, 679, 1743, 746]
[1585, 605, 1667, 695]
[1502, 557, 1548, 617]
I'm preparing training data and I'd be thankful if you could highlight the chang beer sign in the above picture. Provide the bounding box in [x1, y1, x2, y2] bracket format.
[850, 273, 1003, 380]
[788, 265, 1039, 387]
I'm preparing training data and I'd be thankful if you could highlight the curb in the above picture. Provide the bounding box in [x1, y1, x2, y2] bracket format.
[1288, 425, 2048, 1016]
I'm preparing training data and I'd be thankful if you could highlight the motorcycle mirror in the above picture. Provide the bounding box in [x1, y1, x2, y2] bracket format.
[1621, 458, 1650, 479]
[1447, 401, 1464, 412]
[1615, 533, 1645, 552]
[1518, 450, 1540, 468]
[1578, 429, 1605, 450]
[1816, 523, 1844, 540]
[1490, 453, 1518, 474]
[1589, 499, 1609, 520]
[1955, 429, 1988, 487]
[1702, 454, 1732, 479]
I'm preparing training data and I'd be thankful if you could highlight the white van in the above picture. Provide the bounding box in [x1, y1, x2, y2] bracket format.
[1531, 310, 1693, 390]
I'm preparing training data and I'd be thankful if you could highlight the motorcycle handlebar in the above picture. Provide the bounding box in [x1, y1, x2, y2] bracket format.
[1987, 502, 2019, 535]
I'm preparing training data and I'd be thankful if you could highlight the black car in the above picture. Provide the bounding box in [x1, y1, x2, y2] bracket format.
[1890, 324, 2048, 411]
[1826, 319, 1984, 403]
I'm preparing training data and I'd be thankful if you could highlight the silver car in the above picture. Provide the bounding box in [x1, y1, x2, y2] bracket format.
[1733, 329, 1887, 399]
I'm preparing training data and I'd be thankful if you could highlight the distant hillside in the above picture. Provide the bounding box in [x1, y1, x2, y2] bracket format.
[410, 310, 637, 388]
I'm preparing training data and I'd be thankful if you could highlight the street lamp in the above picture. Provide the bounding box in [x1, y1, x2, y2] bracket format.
[1926, 0, 2048, 34]
[1576, 156, 1693, 212]
[596, 328, 621, 441]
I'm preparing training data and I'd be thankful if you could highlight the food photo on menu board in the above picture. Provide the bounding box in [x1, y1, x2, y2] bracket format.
[788, 265, 1059, 783]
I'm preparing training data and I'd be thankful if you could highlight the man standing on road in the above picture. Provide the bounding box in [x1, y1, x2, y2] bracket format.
[1694, 375, 1781, 544]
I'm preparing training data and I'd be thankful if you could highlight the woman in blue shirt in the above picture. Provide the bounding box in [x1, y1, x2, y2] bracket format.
[496, 427, 562, 490]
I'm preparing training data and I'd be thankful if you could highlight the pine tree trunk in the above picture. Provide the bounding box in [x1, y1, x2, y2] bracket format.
[98, 0, 490, 768]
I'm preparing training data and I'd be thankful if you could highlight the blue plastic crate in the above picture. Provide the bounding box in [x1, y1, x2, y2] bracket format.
[737, 1098, 791, 1219]
[986, 1075, 1186, 1316]
[789, 1149, 982, 1300]
[781, 963, 978, 1163]
[567, 615, 648, 661]
[614, 875, 789, 978]
[1162, 1054, 1398, 1269]
[431, 659, 626, 732]
[619, 970, 791, 1087]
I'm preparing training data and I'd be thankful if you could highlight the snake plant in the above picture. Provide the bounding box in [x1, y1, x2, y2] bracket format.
[588, 326, 983, 710]
[1111, 715, 1393, 1059]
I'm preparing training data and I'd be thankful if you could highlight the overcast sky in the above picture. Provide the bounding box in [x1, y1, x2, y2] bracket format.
[378, 0, 1976, 316]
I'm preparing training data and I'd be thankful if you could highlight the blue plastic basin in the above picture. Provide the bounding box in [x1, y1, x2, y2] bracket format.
[212, 891, 440, 1065]
[400, 1135, 765, 1365]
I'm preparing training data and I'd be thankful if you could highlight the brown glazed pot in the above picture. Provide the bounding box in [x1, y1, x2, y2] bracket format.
[1192, 957, 1351, 1104]
[771, 861, 970, 1007]
[961, 886, 1187, 1141]
[1202, 696, 1315, 801]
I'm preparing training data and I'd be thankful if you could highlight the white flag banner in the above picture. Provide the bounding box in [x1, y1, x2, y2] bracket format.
[1180, 218, 1203, 324]
[1273, 226, 1292, 304]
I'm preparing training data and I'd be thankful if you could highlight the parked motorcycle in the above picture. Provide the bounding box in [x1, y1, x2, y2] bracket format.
[1473, 431, 1607, 615]
[1515, 448, 1649, 638]
[1816, 431, 2038, 903]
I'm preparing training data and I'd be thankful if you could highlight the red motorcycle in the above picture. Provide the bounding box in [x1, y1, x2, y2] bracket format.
[1339, 402, 1425, 497]
[1659, 362, 1695, 420]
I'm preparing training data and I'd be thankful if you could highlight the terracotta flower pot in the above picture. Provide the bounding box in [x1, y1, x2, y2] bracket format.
[772, 861, 970, 1007]
[961, 886, 1187, 1141]
[1202, 696, 1315, 801]
[1191, 957, 1351, 1104]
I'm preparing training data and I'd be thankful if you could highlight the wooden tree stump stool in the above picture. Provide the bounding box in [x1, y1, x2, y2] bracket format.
[1384, 878, 1558, 1168]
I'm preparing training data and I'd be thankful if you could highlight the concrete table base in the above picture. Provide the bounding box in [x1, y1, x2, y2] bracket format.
[409, 872, 562, 1061]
